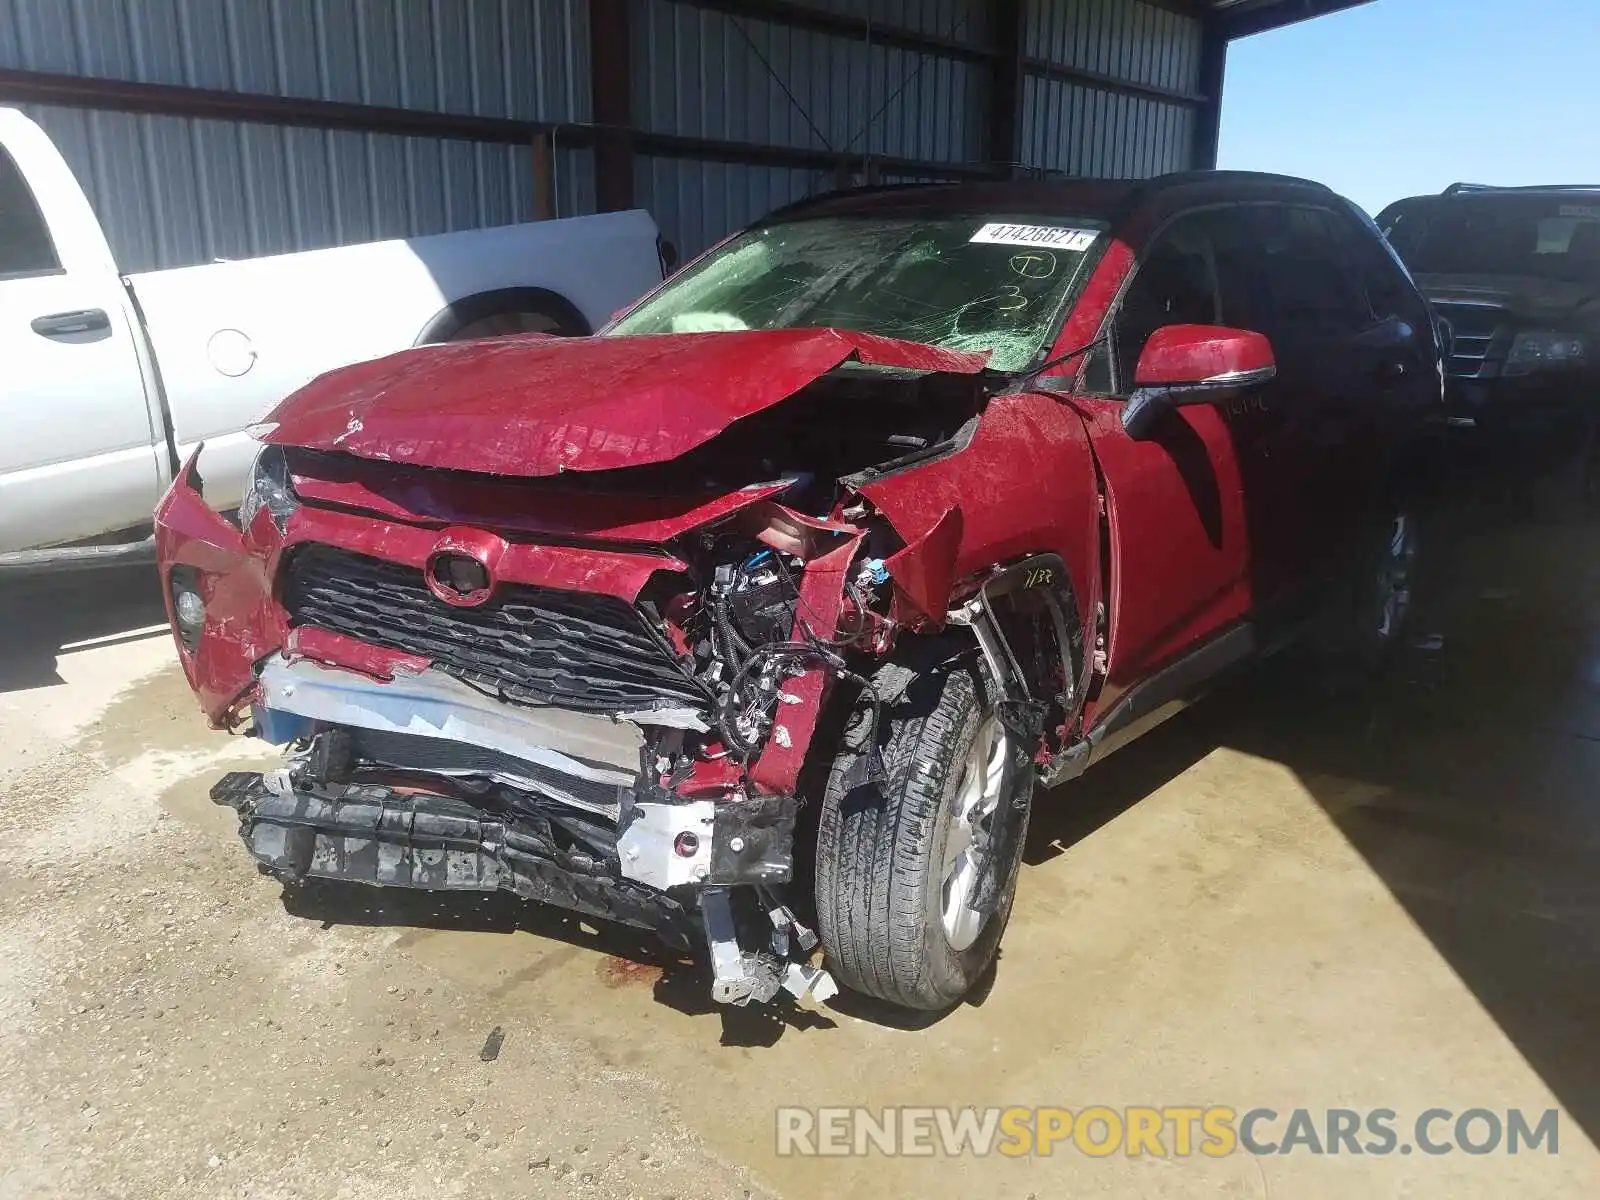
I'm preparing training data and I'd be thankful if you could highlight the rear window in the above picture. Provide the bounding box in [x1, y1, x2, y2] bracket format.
[0, 145, 60, 278]
[1382, 197, 1600, 283]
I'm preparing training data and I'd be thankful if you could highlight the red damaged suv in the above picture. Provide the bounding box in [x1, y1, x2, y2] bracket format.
[157, 172, 1442, 1012]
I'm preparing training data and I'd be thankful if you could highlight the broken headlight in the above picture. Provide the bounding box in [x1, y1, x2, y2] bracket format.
[1504, 330, 1587, 377]
[237, 444, 299, 533]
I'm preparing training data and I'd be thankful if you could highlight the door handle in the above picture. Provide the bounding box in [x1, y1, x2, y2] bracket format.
[31, 309, 110, 338]
[1375, 358, 1409, 382]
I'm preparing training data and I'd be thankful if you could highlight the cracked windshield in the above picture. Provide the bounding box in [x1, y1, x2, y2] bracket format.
[608, 215, 1105, 371]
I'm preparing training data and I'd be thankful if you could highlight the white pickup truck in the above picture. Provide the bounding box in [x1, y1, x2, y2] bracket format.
[0, 106, 665, 570]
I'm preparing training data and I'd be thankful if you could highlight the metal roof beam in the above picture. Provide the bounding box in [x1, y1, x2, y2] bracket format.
[1023, 57, 1208, 107]
[1221, 0, 1376, 40]
[661, 0, 996, 62]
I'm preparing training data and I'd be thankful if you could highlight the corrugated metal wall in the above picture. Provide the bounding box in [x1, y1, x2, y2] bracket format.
[1, 0, 1210, 267]
[1018, 77, 1195, 178]
[629, 0, 989, 255]
[1, 0, 595, 272]
[631, 3, 983, 160]
[630, 0, 1203, 255]
[21, 104, 596, 272]
[1021, 0, 1201, 177]
[1, 0, 589, 116]
[635, 156, 816, 264]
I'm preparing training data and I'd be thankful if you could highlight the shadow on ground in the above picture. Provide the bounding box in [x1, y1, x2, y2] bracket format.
[0, 564, 168, 692]
[1024, 422, 1600, 1143]
[267, 425, 1600, 1089]
[281, 878, 836, 1046]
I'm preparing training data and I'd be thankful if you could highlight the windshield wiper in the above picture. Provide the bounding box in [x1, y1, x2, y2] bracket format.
[987, 331, 1109, 388]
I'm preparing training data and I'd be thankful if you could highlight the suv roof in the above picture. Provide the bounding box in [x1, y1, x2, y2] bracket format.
[762, 170, 1339, 227]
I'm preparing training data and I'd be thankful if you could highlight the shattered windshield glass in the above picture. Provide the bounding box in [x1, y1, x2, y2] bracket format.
[607, 214, 1107, 371]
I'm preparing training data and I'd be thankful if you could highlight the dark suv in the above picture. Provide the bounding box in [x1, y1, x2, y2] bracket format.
[1379, 183, 1600, 433]
[157, 171, 1443, 1014]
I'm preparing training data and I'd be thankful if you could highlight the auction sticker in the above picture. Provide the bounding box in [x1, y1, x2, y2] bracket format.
[971, 222, 1098, 250]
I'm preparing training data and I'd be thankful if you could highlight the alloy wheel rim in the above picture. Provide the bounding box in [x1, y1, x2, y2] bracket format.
[940, 716, 1009, 952]
[1375, 512, 1418, 641]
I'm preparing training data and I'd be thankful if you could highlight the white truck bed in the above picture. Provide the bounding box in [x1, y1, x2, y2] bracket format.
[0, 105, 664, 559]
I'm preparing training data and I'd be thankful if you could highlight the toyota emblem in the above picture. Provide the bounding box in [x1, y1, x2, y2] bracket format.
[426, 552, 493, 606]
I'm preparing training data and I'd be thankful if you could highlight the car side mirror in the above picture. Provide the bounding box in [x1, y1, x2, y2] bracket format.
[1120, 324, 1277, 439]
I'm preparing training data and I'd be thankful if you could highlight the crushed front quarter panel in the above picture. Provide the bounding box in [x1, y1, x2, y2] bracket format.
[154, 453, 280, 724]
[858, 390, 1102, 635]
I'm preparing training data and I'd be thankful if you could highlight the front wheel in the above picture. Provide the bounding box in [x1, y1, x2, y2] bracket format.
[815, 658, 1032, 1012]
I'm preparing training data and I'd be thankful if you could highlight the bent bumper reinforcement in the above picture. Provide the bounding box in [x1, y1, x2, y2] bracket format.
[209, 771, 694, 949]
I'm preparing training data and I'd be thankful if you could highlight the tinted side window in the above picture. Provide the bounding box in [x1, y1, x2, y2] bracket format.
[1095, 211, 1222, 391]
[1211, 206, 1370, 337]
[0, 146, 60, 278]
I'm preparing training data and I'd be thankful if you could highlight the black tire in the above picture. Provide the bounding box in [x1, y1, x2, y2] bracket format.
[1328, 496, 1421, 675]
[414, 286, 590, 345]
[815, 657, 1032, 1011]
[444, 310, 570, 340]
[1350, 499, 1414, 672]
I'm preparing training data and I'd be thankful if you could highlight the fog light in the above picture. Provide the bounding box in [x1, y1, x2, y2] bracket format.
[169, 566, 205, 653]
[673, 831, 700, 858]
[175, 589, 205, 629]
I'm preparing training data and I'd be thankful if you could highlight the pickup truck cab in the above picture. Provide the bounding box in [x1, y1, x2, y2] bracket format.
[0, 106, 664, 566]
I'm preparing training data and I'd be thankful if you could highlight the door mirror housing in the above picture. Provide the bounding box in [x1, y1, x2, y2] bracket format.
[1121, 324, 1276, 439]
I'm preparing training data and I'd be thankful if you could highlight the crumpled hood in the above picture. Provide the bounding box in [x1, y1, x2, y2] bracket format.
[256, 328, 988, 477]
[1417, 273, 1600, 326]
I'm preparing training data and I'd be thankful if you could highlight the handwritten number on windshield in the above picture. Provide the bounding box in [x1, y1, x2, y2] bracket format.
[997, 285, 1028, 313]
[1009, 251, 1058, 280]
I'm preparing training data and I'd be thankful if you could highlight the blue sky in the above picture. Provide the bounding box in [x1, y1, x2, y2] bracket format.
[1217, 0, 1600, 215]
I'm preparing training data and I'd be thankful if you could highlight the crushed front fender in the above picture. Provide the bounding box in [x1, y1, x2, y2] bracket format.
[153, 452, 280, 725]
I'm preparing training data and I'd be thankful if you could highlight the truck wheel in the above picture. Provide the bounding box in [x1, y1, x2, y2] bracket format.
[445, 310, 570, 340]
[816, 659, 1032, 1012]
[414, 287, 590, 345]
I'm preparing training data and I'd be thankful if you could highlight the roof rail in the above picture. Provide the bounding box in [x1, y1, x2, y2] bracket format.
[758, 181, 956, 225]
[1444, 181, 1600, 196]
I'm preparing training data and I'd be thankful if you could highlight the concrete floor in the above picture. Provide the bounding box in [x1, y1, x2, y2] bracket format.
[3, 466, 1599, 1197]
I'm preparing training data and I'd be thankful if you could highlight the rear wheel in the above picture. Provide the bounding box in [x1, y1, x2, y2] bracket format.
[1352, 504, 1421, 670]
[815, 658, 1032, 1011]
[417, 287, 590, 344]
[445, 309, 569, 341]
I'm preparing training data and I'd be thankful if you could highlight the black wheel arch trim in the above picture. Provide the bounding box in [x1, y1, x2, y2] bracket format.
[950, 552, 1086, 776]
[412, 285, 592, 345]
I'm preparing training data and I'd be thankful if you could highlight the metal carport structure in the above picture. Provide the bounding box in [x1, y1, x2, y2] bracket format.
[0, 0, 1375, 264]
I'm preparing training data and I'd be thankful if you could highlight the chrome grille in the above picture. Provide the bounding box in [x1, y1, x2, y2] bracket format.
[1434, 302, 1507, 379]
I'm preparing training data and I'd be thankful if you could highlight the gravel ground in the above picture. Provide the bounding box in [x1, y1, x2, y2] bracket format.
[4, 522, 1600, 1200]
[0, 585, 769, 1200]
